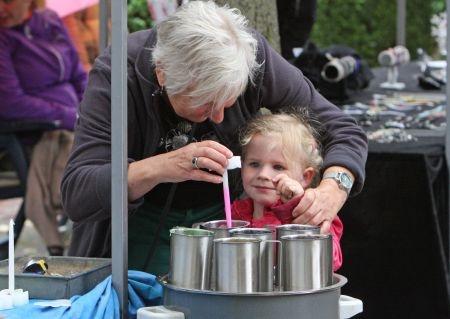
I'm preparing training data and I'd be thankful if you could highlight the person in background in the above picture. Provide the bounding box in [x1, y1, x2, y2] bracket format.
[61, 1, 366, 275]
[0, 0, 87, 255]
[62, 4, 99, 71]
[277, 0, 317, 60]
[232, 112, 342, 271]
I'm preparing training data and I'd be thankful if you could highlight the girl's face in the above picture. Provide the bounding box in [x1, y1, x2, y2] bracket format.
[0, 0, 32, 28]
[241, 133, 304, 207]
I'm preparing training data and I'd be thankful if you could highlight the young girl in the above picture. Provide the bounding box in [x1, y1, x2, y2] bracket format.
[231, 112, 343, 271]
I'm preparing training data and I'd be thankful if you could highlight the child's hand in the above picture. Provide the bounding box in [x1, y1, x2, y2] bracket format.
[273, 174, 305, 203]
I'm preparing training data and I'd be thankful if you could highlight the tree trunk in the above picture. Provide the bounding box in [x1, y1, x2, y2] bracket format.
[214, 0, 281, 53]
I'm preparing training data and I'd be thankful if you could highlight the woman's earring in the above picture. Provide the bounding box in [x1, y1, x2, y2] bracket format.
[152, 85, 164, 97]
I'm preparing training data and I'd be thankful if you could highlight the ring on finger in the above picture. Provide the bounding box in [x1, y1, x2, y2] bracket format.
[192, 156, 200, 170]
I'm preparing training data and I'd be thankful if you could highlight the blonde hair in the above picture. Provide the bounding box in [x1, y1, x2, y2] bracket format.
[152, 1, 260, 110]
[240, 112, 323, 183]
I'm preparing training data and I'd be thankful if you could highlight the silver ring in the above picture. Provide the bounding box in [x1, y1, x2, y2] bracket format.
[192, 156, 200, 170]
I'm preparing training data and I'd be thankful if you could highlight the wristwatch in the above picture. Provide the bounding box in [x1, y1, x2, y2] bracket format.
[322, 172, 353, 195]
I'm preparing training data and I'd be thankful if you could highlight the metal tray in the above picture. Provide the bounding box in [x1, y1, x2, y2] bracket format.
[0, 256, 111, 299]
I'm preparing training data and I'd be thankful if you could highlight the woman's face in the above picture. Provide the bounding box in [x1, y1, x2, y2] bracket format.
[0, 0, 33, 28]
[169, 93, 235, 124]
[155, 67, 236, 123]
[241, 134, 305, 207]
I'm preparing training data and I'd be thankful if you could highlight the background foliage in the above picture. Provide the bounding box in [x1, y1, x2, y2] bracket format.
[311, 0, 445, 65]
[127, 0, 153, 33]
[126, 0, 446, 65]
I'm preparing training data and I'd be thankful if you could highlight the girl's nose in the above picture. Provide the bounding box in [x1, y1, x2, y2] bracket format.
[257, 165, 272, 180]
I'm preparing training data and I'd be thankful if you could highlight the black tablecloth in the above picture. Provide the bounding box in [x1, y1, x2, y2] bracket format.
[336, 63, 449, 319]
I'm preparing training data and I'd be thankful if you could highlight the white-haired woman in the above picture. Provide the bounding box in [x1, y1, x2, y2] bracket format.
[62, 1, 367, 275]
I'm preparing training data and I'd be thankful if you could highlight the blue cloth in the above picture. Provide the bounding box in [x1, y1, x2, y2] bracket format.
[0, 270, 163, 319]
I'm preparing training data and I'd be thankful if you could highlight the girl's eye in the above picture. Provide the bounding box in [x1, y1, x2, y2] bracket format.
[273, 164, 285, 171]
[248, 161, 259, 168]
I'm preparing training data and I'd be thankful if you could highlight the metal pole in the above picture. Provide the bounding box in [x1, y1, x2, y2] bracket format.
[111, 0, 128, 317]
[99, 0, 109, 51]
[446, 0, 450, 278]
[396, 0, 406, 46]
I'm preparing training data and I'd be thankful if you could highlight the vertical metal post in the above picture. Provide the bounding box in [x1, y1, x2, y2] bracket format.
[446, 0, 450, 277]
[396, 0, 406, 46]
[99, 0, 109, 51]
[111, 0, 128, 317]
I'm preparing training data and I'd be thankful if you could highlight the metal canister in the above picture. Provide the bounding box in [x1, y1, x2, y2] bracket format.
[200, 220, 250, 239]
[169, 228, 214, 290]
[269, 224, 320, 287]
[214, 237, 260, 293]
[229, 228, 278, 292]
[280, 234, 333, 291]
[275, 224, 320, 241]
[200, 220, 250, 289]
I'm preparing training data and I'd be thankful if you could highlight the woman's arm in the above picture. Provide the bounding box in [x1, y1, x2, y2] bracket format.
[61, 58, 116, 223]
[127, 139, 232, 201]
[62, 54, 233, 223]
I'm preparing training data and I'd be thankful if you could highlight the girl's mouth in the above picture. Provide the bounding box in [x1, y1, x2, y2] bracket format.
[254, 185, 275, 192]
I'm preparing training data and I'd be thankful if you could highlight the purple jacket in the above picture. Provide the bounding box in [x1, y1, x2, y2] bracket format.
[0, 9, 87, 130]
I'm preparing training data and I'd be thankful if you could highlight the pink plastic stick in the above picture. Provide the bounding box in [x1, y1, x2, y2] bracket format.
[223, 170, 232, 228]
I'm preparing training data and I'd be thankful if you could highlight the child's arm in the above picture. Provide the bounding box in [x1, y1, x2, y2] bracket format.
[273, 174, 305, 203]
[330, 216, 344, 271]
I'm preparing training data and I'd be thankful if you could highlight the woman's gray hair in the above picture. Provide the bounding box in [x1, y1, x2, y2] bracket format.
[152, 1, 260, 110]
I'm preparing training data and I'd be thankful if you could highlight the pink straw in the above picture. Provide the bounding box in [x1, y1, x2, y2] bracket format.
[223, 170, 232, 228]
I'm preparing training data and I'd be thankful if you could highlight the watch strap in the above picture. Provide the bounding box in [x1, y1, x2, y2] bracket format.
[322, 172, 353, 194]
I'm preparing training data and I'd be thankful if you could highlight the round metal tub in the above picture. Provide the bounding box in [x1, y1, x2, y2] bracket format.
[158, 274, 357, 319]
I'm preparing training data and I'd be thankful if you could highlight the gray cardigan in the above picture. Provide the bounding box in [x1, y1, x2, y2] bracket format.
[61, 29, 368, 258]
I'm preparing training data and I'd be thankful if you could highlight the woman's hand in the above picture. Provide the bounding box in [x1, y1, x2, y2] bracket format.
[291, 167, 351, 233]
[273, 173, 305, 203]
[128, 140, 233, 201]
[162, 140, 233, 183]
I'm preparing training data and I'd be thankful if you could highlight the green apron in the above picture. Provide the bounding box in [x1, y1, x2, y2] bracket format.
[128, 199, 224, 276]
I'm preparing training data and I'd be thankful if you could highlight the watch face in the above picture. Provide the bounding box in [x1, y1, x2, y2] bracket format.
[339, 173, 353, 189]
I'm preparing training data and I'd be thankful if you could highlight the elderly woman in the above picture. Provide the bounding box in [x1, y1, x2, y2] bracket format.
[0, 0, 87, 255]
[62, 1, 367, 275]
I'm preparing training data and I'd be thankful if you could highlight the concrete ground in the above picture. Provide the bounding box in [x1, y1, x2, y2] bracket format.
[0, 197, 71, 259]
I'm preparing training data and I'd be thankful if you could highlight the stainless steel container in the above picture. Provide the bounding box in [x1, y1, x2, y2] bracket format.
[280, 234, 332, 291]
[200, 220, 249, 289]
[200, 220, 250, 239]
[169, 228, 214, 290]
[268, 224, 320, 286]
[275, 224, 320, 240]
[229, 228, 278, 292]
[159, 274, 363, 319]
[214, 237, 260, 293]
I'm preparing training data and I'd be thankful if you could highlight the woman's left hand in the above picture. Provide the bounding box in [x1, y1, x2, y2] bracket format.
[291, 178, 348, 233]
